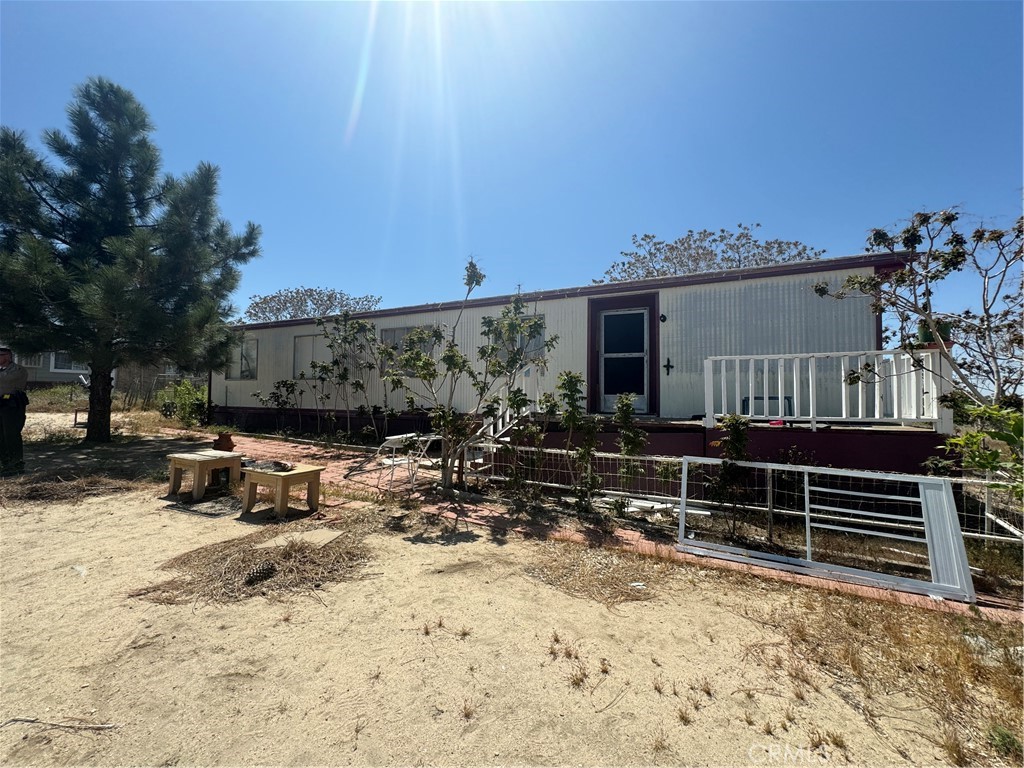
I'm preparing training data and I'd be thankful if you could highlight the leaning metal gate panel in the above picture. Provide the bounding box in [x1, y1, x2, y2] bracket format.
[676, 457, 976, 603]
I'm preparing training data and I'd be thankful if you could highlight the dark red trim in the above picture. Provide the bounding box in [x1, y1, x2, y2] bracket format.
[587, 293, 659, 415]
[238, 252, 910, 331]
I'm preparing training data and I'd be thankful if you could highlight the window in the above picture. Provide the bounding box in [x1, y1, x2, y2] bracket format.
[51, 352, 90, 373]
[381, 326, 435, 375]
[293, 335, 317, 378]
[227, 338, 258, 380]
[492, 314, 547, 363]
[163, 362, 179, 376]
[15, 353, 43, 368]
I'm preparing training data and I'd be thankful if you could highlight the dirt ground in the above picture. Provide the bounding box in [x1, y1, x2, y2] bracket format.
[1, 414, 1020, 766]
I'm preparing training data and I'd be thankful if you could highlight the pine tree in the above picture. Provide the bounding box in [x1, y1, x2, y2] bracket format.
[0, 78, 261, 441]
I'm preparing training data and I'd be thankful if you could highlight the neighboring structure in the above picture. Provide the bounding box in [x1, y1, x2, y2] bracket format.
[211, 253, 951, 473]
[3, 348, 190, 406]
[5, 349, 97, 388]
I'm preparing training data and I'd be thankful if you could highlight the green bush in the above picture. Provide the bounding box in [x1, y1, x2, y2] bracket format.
[159, 380, 208, 428]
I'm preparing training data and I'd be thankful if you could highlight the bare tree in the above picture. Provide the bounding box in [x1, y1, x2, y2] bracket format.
[815, 209, 1022, 406]
[243, 286, 380, 323]
[599, 224, 825, 282]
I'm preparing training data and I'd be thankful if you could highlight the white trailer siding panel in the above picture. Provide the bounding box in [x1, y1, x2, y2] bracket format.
[658, 268, 876, 418]
[213, 264, 879, 420]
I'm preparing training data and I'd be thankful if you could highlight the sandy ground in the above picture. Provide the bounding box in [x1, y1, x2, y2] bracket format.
[0, 414, 1017, 766]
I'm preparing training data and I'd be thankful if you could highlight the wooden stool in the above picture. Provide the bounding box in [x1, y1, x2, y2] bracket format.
[167, 450, 243, 501]
[242, 463, 325, 517]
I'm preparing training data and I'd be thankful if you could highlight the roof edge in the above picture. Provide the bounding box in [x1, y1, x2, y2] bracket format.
[237, 251, 908, 331]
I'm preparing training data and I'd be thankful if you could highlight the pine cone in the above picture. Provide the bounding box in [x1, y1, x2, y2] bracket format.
[243, 560, 277, 586]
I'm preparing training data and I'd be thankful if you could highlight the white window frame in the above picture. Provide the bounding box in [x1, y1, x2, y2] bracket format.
[51, 352, 90, 373]
[227, 338, 258, 381]
[381, 325, 435, 375]
[492, 314, 547, 363]
[293, 334, 318, 379]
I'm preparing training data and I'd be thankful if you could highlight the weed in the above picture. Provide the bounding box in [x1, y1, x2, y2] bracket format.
[422, 622, 432, 636]
[651, 656, 662, 667]
[940, 729, 968, 766]
[368, 667, 382, 683]
[792, 685, 806, 702]
[808, 731, 825, 750]
[568, 661, 589, 689]
[700, 677, 713, 698]
[562, 642, 580, 660]
[279, 612, 292, 623]
[687, 694, 702, 712]
[548, 643, 559, 660]
[784, 707, 796, 723]
[457, 626, 471, 640]
[551, 630, 561, 644]
[651, 728, 670, 754]
[744, 689, 755, 701]
[354, 717, 366, 735]
[653, 676, 665, 695]
[599, 658, 611, 675]
[676, 706, 693, 725]
[436, 617, 444, 629]
[842, 642, 865, 681]
[460, 698, 477, 720]
[988, 724, 1023, 762]
[743, 711, 754, 726]
[786, 661, 814, 690]
[826, 731, 847, 750]
[671, 680, 678, 697]
[762, 721, 775, 736]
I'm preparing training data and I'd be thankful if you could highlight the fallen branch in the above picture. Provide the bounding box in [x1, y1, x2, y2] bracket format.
[0, 717, 118, 732]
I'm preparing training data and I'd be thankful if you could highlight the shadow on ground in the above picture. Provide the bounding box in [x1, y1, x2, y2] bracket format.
[25, 434, 210, 480]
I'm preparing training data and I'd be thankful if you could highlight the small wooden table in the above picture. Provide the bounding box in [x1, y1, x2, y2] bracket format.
[167, 450, 243, 501]
[242, 463, 325, 517]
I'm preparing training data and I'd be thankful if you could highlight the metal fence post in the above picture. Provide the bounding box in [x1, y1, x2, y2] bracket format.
[984, 471, 992, 541]
[804, 470, 812, 560]
[678, 458, 689, 544]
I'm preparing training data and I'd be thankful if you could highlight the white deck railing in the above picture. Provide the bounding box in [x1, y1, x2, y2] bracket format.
[703, 349, 952, 433]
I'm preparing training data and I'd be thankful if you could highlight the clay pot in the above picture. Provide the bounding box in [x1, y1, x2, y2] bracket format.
[213, 432, 235, 451]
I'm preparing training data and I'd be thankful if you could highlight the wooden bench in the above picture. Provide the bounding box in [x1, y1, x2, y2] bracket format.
[242, 463, 326, 518]
[167, 450, 243, 501]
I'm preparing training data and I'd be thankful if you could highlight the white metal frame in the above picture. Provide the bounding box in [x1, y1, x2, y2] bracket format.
[677, 456, 976, 603]
[600, 308, 649, 413]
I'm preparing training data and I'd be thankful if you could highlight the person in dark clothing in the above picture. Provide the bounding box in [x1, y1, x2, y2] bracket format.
[0, 347, 29, 477]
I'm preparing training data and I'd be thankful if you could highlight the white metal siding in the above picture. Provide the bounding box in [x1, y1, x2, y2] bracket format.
[212, 267, 877, 419]
[659, 268, 876, 418]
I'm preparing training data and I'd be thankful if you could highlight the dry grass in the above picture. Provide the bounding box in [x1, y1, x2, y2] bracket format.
[0, 473, 155, 505]
[651, 728, 670, 754]
[751, 591, 1023, 765]
[567, 661, 589, 689]
[129, 511, 379, 606]
[524, 540, 676, 607]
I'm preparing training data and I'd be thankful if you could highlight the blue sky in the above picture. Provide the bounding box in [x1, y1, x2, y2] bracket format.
[1, 1, 1021, 314]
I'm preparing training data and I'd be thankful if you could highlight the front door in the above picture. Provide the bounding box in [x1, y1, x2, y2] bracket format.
[600, 309, 649, 412]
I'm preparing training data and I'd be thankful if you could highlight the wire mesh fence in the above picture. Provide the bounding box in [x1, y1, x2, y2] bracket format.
[465, 442, 1019, 601]
[470, 443, 1021, 544]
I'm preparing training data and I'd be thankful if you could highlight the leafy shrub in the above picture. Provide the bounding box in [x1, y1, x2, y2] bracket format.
[155, 380, 208, 427]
